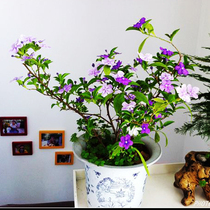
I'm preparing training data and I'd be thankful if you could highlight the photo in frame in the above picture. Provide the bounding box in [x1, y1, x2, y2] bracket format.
[12, 141, 33, 155]
[55, 151, 74, 165]
[39, 130, 65, 149]
[0, 116, 27, 136]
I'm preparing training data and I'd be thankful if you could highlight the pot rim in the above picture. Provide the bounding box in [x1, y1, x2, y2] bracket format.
[73, 135, 162, 169]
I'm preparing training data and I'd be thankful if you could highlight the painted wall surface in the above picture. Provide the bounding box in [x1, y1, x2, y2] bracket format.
[0, 0, 209, 205]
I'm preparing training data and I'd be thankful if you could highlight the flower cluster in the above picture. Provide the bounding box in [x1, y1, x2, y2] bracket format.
[10, 18, 199, 171]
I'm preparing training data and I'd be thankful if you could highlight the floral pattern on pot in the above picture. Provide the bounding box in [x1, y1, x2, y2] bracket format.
[84, 164, 147, 208]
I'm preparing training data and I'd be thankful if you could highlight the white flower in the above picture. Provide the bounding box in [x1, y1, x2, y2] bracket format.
[127, 126, 141, 136]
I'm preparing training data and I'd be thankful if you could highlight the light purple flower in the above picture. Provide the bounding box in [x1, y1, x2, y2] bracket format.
[10, 40, 22, 54]
[10, 76, 23, 83]
[122, 101, 136, 112]
[160, 80, 174, 93]
[58, 87, 64, 94]
[160, 72, 174, 81]
[88, 66, 100, 76]
[119, 134, 133, 150]
[138, 53, 153, 62]
[129, 66, 138, 72]
[111, 70, 124, 79]
[141, 123, 150, 134]
[175, 62, 189, 76]
[116, 77, 131, 85]
[64, 84, 72, 92]
[98, 83, 113, 97]
[176, 84, 191, 102]
[101, 57, 115, 67]
[187, 84, 199, 99]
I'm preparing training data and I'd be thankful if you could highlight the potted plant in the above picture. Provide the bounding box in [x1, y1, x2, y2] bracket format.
[10, 17, 199, 208]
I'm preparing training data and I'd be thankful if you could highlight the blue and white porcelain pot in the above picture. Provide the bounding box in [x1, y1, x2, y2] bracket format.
[73, 135, 162, 208]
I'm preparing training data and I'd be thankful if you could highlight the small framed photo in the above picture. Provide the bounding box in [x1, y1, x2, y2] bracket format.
[0, 116, 27, 136]
[55, 151, 74, 165]
[39, 130, 65, 149]
[12, 141, 33, 155]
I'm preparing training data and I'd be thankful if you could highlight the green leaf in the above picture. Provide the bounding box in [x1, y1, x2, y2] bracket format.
[112, 145, 122, 157]
[183, 102, 193, 121]
[154, 131, 160, 143]
[103, 65, 111, 75]
[138, 37, 149, 53]
[150, 62, 168, 69]
[134, 147, 150, 176]
[113, 93, 125, 113]
[163, 121, 174, 127]
[153, 98, 165, 103]
[132, 91, 149, 105]
[125, 26, 140, 32]
[170, 29, 180, 41]
[158, 130, 168, 147]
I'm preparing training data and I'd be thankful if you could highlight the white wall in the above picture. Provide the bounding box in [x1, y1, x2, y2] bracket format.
[0, 0, 209, 205]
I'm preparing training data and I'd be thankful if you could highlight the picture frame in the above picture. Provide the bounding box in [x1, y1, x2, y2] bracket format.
[12, 141, 33, 156]
[55, 151, 74, 165]
[0, 116, 28, 136]
[39, 130, 65, 149]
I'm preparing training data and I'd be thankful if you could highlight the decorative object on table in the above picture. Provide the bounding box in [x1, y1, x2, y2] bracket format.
[0, 116, 27, 136]
[55, 151, 74, 165]
[174, 151, 210, 206]
[12, 141, 33, 155]
[39, 130, 65, 149]
[10, 17, 199, 207]
[174, 46, 210, 206]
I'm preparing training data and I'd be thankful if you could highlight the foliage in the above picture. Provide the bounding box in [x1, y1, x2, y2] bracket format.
[175, 47, 210, 140]
[10, 18, 199, 173]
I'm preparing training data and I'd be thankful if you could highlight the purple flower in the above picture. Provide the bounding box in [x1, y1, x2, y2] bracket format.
[149, 100, 154, 106]
[112, 60, 122, 70]
[175, 62, 189, 76]
[154, 113, 162, 119]
[89, 88, 95, 92]
[136, 58, 142, 64]
[141, 123, 150, 134]
[98, 83, 113, 97]
[122, 101, 136, 112]
[116, 77, 131, 85]
[127, 94, 136, 100]
[57, 87, 64, 94]
[160, 47, 174, 56]
[133, 17, 146, 29]
[119, 134, 133, 150]
[76, 97, 84, 103]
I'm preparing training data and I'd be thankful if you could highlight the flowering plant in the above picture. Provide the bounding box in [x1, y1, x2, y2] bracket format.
[11, 18, 199, 173]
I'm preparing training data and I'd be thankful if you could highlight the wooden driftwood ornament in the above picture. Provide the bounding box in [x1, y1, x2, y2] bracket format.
[174, 151, 210, 206]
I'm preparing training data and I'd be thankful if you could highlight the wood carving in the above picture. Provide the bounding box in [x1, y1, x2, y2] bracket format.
[174, 151, 210, 206]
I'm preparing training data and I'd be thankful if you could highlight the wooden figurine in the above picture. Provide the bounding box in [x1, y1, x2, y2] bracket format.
[174, 151, 210, 206]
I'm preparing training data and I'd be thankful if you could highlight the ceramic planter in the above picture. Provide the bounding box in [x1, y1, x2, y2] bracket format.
[73, 135, 162, 208]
